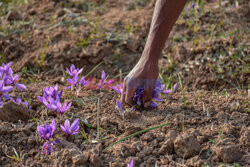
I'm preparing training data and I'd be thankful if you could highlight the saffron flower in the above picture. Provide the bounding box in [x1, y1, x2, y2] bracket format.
[186, 2, 195, 11]
[191, 2, 196, 8]
[42, 140, 61, 155]
[43, 96, 72, 115]
[5, 68, 27, 91]
[38, 85, 71, 116]
[133, 80, 175, 108]
[173, 83, 178, 93]
[98, 70, 113, 89]
[0, 62, 12, 74]
[38, 84, 62, 103]
[65, 65, 89, 89]
[37, 120, 56, 140]
[66, 64, 83, 77]
[116, 99, 124, 121]
[56, 101, 72, 115]
[127, 159, 134, 167]
[42, 142, 54, 155]
[60, 119, 80, 135]
[110, 84, 123, 94]
[80, 76, 90, 86]
[0, 80, 13, 100]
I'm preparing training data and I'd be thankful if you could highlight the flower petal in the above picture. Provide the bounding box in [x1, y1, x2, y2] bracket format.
[64, 119, 71, 133]
[101, 70, 105, 81]
[60, 124, 66, 132]
[50, 120, 56, 136]
[15, 83, 27, 91]
[116, 99, 122, 111]
[162, 90, 172, 94]
[70, 119, 79, 131]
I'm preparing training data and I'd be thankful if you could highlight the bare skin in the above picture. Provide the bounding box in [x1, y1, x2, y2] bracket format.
[122, 0, 187, 107]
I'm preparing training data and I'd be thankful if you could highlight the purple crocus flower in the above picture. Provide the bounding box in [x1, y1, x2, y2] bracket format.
[42, 140, 61, 155]
[37, 120, 56, 140]
[42, 142, 54, 155]
[133, 80, 174, 108]
[80, 76, 90, 86]
[191, 2, 196, 8]
[56, 101, 72, 115]
[127, 159, 134, 167]
[66, 64, 83, 77]
[133, 86, 144, 106]
[186, 2, 195, 11]
[98, 71, 113, 89]
[0, 62, 12, 74]
[65, 65, 89, 89]
[116, 99, 125, 121]
[0, 80, 13, 100]
[37, 85, 62, 103]
[110, 84, 123, 94]
[5, 69, 27, 91]
[60, 119, 79, 135]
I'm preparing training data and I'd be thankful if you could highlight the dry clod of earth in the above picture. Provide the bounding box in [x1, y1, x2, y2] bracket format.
[6, 11, 22, 21]
[159, 130, 178, 154]
[186, 155, 205, 167]
[174, 132, 201, 159]
[212, 143, 242, 163]
[240, 126, 250, 150]
[0, 101, 30, 122]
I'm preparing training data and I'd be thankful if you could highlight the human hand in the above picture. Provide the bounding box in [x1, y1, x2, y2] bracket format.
[121, 59, 159, 108]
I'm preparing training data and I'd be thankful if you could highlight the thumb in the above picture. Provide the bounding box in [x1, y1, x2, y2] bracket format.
[142, 87, 154, 108]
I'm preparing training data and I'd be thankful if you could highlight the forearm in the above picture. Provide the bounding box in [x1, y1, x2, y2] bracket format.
[141, 0, 187, 64]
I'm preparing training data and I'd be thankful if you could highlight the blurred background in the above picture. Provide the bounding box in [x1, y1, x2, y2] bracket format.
[0, 0, 249, 91]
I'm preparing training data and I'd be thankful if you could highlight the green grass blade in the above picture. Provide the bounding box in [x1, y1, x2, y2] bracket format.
[85, 61, 103, 78]
[103, 122, 169, 151]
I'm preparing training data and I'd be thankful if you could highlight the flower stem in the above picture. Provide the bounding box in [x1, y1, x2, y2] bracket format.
[97, 94, 100, 142]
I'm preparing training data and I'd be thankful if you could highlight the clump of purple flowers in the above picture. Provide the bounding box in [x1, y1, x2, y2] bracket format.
[110, 80, 177, 120]
[37, 120, 60, 155]
[0, 62, 30, 110]
[65, 64, 90, 91]
[133, 80, 177, 108]
[37, 84, 72, 116]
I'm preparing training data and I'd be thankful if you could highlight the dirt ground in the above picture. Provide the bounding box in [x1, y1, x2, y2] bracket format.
[0, 0, 249, 166]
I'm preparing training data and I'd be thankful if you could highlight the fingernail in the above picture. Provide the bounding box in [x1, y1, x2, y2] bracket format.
[144, 101, 150, 108]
